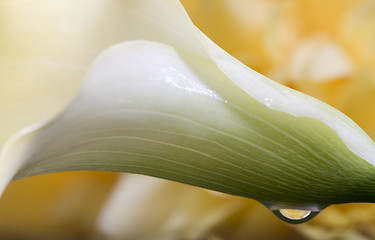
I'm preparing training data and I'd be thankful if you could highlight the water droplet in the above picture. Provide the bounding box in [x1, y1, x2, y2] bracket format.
[272, 209, 320, 224]
[263, 97, 274, 107]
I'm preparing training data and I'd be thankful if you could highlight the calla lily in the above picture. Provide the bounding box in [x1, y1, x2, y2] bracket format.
[1, 0, 375, 239]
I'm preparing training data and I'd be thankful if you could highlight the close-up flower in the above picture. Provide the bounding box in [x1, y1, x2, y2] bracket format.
[0, 0, 375, 239]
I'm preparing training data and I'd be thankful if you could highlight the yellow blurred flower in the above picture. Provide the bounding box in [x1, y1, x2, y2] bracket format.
[0, 0, 375, 239]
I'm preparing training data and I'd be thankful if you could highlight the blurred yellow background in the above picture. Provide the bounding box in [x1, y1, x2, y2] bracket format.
[1, 0, 375, 239]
